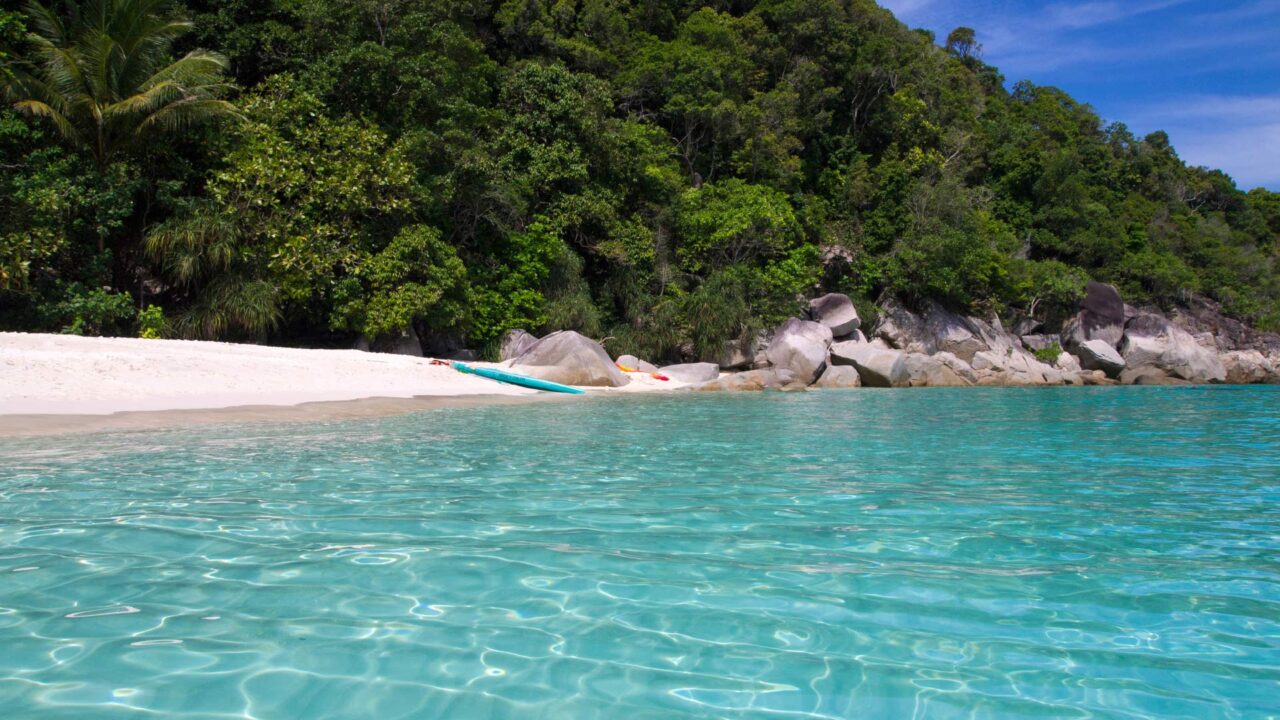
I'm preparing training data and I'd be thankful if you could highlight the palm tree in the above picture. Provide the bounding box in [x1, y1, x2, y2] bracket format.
[4, 0, 238, 169]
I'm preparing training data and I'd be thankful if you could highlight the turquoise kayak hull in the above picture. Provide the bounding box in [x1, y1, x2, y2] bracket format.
[451, 362, 586, 395]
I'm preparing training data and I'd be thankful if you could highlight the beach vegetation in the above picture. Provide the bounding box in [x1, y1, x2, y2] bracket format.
[0, 0, 1276, 359]
[137, 304, 166, 338]
[5, 0, 238, 169]
[1034, 342, 1063, 366]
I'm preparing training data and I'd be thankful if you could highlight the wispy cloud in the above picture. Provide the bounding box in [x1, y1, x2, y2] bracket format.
[1042, 0, 1192, 30]
[1194, 0, 1280, 22]
[877, 0, 938, 17]
[1118, 94, 1280, 189]
[1131, 95, 1280, 122]
[1168, 122, 1280, 190]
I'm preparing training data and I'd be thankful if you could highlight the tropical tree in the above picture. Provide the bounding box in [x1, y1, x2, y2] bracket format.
[3, 0, 238, 169]
[945, 26, 980, 61]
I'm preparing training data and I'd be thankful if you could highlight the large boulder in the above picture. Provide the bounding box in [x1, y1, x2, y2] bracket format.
[617, 354, 659, 373]
[904, 353, 974, 387]
[967, 314, 1022, 357]
[1020, 334, 1058, 352]
[1119, 314, 1226, 384]
[925, 303, 989, 362]
[764, 318, 833, 385]
[375, 329, 423, 357]
[358, 327, 426, 356]
[1222, 350, 1276, 385]
[812, 364, 862, 388]
[1076, 339, 1126, 379]
[1082, 370, 1118, 386]
[1171, 294, 1280, 354]
[1012, 316, 1044, 337]
[872, 296, 932, 354]
[872, 297, 1021, 364]
[1055, 352, 1083, 374]
[717, 331, 770, 370]
[1120, 367, 1193, 386]
[807, 293, 860, 338]
[830, 342, 909, 387]
[1080, 281, 1126, 344]
[971, 348, 1062, 385]
[1061, 281, 1126, 352]
[693, 369, 802, 392]
[934, 351, 979, 384]
[510, 330, 630, 387]
[500, 329, 538, 362]
[659, 362, 720, 384]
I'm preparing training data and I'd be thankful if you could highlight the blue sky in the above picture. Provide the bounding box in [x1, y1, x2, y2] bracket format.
[878, 0, 1280, 190]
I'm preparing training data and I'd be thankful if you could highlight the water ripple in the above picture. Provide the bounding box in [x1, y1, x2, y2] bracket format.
[1, 387, 1278, 718]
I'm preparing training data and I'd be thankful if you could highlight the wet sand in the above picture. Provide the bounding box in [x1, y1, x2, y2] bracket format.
[0, 393, 562, 438]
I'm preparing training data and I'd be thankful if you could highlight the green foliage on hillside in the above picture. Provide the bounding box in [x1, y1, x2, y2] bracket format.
[3, 0, 1278, 357]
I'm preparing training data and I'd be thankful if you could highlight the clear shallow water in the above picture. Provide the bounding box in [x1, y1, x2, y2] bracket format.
[1, 388, 1278, 719]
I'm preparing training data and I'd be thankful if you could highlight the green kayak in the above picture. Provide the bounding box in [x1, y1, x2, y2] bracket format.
[451, 362, 586, 395]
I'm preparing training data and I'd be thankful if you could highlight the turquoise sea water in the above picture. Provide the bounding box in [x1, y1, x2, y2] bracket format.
[1, 387, 1278, 719]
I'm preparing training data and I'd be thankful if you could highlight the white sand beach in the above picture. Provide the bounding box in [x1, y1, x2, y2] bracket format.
[0, 332, 685, 420]
[0, 333, 539, 415]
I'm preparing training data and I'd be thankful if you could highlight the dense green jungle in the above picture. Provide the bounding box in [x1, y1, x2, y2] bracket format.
[2, 0, 1277, 359]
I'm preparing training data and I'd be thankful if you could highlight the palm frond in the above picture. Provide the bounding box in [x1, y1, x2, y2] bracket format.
[141, 50, 230, 90]
[21, 1, 71, 47]
[137, 97, 240, 135]
[10, 0, 234, 165]
[177, 275, 281, 340]
[27, 39, 90, 101]
[116, 21, 194, 89]
[145, 205, 241, 285]
[102, 78, 181, 120]
[12, 99, 80, 144]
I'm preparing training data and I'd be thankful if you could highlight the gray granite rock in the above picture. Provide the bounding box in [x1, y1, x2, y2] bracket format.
[693, 369, 802, 392]
[510, 330, 630, 387]
[1222, 350, 1276, 384]
[379, 329, 423, 357]
[1119, 314, 1226, 384]
[1076, 339, 1126, 379]
[1061, 281, 1125, 352]
[904, 353, 973, 387]
[764, 318, 833, 385]
[617, 354, 659, 373]
[807, 293, 860, 338]
[659, 362, 720, 384]
[812, 364, 862, 388]
[1020, 334, 1058, 352]
[500, 329, 538, 362]
[830, 342, 908, 387]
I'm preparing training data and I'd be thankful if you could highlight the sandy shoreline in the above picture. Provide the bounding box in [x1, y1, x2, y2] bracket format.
[0, 393, 565, 438]
[0, 333, 682, 437]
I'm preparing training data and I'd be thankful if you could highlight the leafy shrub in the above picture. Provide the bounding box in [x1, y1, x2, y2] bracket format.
[1034, 342, 1063, 365]
[137, 305, 166, 339]
[54, 286, 135, 336]
[681, 269, 758, 362]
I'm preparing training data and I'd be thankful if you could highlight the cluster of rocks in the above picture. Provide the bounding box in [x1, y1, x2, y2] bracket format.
[488, 284, 1279, 392]
[497, 329, 725, 389]
[1053, 282, 1280, 386]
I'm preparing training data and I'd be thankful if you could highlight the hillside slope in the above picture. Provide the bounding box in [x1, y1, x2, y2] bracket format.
[2, 0, 1277, 361]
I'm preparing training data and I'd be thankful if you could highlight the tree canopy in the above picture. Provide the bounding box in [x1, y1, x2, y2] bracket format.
[2, 0, 1277, 358]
